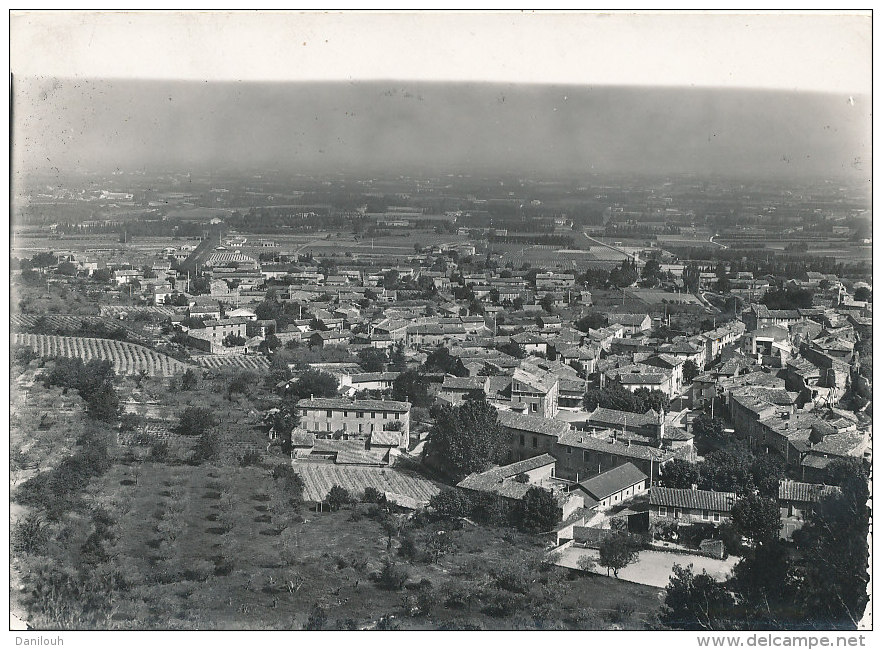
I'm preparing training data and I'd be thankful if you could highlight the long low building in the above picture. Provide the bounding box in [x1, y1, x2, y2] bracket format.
[649, 486, 737, 525]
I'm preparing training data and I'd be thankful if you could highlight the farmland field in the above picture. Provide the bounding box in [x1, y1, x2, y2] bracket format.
[11, 313, 154, 344]
[295, 462, 442, 504]
[194, 354, 271, 372]
[13, 332, 192, 377]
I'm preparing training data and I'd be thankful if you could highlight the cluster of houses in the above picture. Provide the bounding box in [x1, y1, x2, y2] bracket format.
[31, 235, 870, 554]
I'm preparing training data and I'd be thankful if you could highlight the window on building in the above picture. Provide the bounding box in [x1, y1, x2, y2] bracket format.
[326, 410, 332, 418]
[530, 402, 538, 412]
[532, 437, 538, 449]
[713, 512, 720, 522]
[343, 411, 348, 417]
[703, 510, 709, 520]
[659, 506, 667, 517]
[566, 446, 571, 454]
[371, 412, 376, 419]
[356, 412, 364, 419]
[326, 423, 331, 432]
[583, 450, 589, 462]
[395, 413, 400, 420]
[519, 435, 525, 447]
[675, 509, 682, 519]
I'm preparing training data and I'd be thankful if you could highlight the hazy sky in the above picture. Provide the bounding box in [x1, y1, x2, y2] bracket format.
[12, 78, 870, 180]
[10, 11, 871, 181]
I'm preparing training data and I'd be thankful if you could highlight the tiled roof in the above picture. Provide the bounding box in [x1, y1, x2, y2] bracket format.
[578, 463, 648, 500]
[441, 376, 488, 391]
[650, 487, 737, 512]
[497, 410, 570, 437]
[606, 313, 650, 327]
[557, 430, 673, 462]
[370, 430, 402, 447]
[349, 372, 399, 383]
[778, 479, 840, 503]
[589, 407, 660, 428]
[298, 398, 410, 413]
[457, 453, 557, 498]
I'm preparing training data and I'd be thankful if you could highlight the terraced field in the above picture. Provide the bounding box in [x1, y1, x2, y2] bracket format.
[193, 354, 271, 372]
[99, 305, 180, 318]
[12, 333, 191, 377]
[11, 313, 152, 344]
[295, 462, 442, 504]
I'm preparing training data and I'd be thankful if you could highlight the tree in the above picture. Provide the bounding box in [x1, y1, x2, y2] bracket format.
[497, 341, 525, 359]
[598, 532, 639, 577]
[517, 486, 560, 532]
[424, 396, 507, 481]
[682, 262, 701, 294]
[175, 406, 218, 437]
[424, 346, 468, 376]
[391, 369, 431, 407]
[793, 458, 870, 627]
[91, 268, 112, 283]
[286, 370, 338, 400]
[56, 261, 78, 276]
[641, 258, 662, 286]
[583, 380, 641, 413]
[429, 489, 472, 519]
[357, 347, 387, 373]
[574, 311, 608, 333]
[853, 286, 871, 302]
[223, 333, 247, 347]
[682, 360, 699, 383]
[84, 381, 120, 422]
[539, 293, 556, 313]
[31, 252, 58, 269]
[271, 465, 305, 503]
[762, 286, 813, 310]
[180, 369, 198, 391]
[730, 493, 781, 546]
[662, 564, 734, 630]
[609, 259, 638, 288]
[659, 459, 700, 489]
[633, 387, 669, 413]
[691, 415, 726, 441]
[326, 485, 352, 511]
[190, 275, 211, 295]
[191, 430, 221, 464]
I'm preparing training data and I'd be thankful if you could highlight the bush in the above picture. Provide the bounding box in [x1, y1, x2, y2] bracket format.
[12, 513, 50, 555]
[376, 558, 409, 591]
[239, 449, 263, 467]
[175, 406, 218, 437]
[149, 440, 170, 463]
[429, 489, 472, 519]
[326, 485, 352, 511]
[362, 486, 385, 504]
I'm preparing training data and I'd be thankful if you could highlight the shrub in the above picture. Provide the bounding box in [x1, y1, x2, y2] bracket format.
[376, 558, 409, 591]
[149, 440, 170, 463]
[326, 485, 352, 511]
[429, 489, 472, 519]
[175, 407, 218, 437]
[239, 449, 263, 467]
[362, 486, 385, 504]
[305, 604, 327, 630]
[12, 513, 50, 555]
